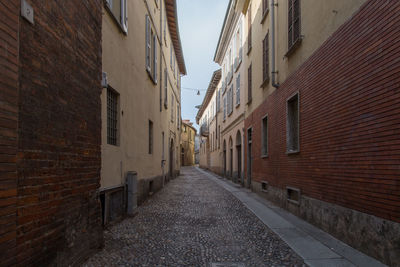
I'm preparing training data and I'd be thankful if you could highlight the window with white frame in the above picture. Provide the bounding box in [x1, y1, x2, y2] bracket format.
[145, 15, 157, 83]
[105, 0, 128, 33]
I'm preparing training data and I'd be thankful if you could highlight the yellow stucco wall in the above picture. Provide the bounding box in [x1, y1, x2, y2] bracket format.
[101, 0, 182, 190]
[181, 123, 196, 166]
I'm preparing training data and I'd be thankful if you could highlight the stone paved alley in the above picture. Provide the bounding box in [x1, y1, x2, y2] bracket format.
[85, 167, 305, 266]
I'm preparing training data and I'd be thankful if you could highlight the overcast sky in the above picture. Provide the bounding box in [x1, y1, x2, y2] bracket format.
[177, 0, 229, 130]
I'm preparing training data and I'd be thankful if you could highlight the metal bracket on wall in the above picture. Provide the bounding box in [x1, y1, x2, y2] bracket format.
[21, 0, 34, 25]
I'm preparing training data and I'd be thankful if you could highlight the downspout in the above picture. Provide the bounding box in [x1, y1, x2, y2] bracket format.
[271, 0, 279, 88]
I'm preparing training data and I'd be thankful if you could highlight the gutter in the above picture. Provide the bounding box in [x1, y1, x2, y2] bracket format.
[271, 0, 279, 88]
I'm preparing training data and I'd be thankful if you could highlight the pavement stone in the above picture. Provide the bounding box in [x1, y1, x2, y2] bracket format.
[84, 167, 305, 267]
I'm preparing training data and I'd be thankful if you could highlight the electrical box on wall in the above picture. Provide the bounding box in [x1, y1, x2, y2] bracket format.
[21, 0, 34, 25]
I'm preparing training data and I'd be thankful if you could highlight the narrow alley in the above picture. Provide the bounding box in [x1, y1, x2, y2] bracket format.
[85, 167, 304, 266]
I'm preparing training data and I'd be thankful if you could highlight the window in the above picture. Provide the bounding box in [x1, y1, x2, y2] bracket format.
[262, 0, 269, 17]
[149, 120, 153, 154]
[288, 0, 301, 51]
[107, 88, 119, 146]
[223, 96, 227, 121]
[145, 15, 157, 83]
[228, 85, 233, 115]
[152, 34, 157, 83]
[170, 45, 173, 68]
[261, 115, 268, 157]
[218, 125, 221, 149]
[177, 104, 180, 129]
[263, 32, 269, 84]
[247, 3, 252, 53]
[216, 89, 220, 112]
[164, 69, 168, 108]
[248, 64, 252, 103]
[171, 94, 174, 122]
[287, 93, 299, 153]
[236, 74, 240, 106]
[145, 15, 151, 71]
[105, 0, 128, 33]
[164, 9, 167, 42]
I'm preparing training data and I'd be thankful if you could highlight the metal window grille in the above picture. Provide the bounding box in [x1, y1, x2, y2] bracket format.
[288, 0, 301, 50]
[107, 88, 118, 145]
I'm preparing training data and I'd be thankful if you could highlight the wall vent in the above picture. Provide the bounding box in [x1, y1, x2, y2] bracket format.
[261, 181, 268, 192]
[286, 186, 300, 205]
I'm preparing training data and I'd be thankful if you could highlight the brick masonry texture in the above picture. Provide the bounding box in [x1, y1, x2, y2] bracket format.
[15, 0, 104, 265]
[244, 1, 400, 265]
[0, 0, 19, 265]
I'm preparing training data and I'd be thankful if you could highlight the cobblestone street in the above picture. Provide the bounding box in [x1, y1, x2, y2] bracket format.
[85, 167, 304, 266]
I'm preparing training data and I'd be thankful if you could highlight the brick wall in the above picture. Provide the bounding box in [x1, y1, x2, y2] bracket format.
[16, 0, 103, 265]
[245, 0, 400, 227]
[0, 0, 19, 265]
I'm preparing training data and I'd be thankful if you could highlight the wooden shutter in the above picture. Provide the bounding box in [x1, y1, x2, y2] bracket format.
[263, 33, 269, 82]
[247, 4, 252, 51]
[145, 15, 151, 71]
[121, 0, 128, 33]
[248, 64, 252, 102]
[164, 69, 168, 108]
[263, 0, 268, 15]
[153, 34, 157, 83]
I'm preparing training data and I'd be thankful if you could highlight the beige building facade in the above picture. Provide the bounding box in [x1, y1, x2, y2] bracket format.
[180, 120, 196, 166]
[101, 0, 186, 224]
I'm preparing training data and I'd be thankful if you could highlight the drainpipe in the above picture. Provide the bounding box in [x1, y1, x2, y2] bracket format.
[271, 0, 279, 88]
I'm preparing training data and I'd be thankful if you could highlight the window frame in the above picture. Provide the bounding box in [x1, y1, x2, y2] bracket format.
[107, 86, 120, 146]
[286, 92, 300, 154]
[261, 114, 269, 157]
[105, 0, 128, 34]
[262, 32, 270, 86]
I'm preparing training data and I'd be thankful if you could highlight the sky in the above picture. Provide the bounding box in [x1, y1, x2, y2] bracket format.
[177, 0, 230, 130]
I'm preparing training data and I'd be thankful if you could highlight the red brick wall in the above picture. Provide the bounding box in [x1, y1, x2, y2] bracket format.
[245, 0, 400, 223]
[16, 0, 103, 265]
[0, 0, 19, 265]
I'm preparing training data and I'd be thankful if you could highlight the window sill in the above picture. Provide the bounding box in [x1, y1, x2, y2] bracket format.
[286, 149, 300, 155]
[260, 77, 270, 88]
[104, 3, 127, 35]
[261, 154, 268, 159]
[261, 9, 269, 24]
[285, 37, 303, 58]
